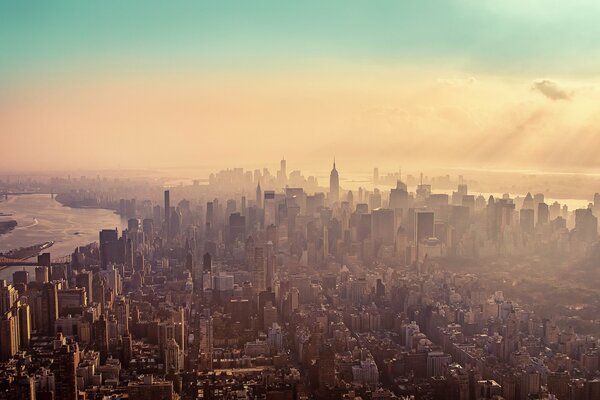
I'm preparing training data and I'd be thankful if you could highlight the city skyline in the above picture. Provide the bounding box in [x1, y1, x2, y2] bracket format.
[2, 3, 600, 398]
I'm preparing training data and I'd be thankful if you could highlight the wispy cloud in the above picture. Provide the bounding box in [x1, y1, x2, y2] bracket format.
[532, 79, 571, 100]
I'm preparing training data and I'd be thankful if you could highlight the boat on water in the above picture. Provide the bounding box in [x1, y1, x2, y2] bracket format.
[1, 241, 55, 260]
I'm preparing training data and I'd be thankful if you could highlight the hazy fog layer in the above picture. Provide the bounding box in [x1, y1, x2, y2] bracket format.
[3, 67, 599, 173]
[3, 1, 600, 173]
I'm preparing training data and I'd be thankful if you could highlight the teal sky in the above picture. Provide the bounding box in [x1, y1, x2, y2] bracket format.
[2, 0, 600, 83]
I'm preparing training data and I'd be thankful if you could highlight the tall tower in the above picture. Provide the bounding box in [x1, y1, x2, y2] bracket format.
[164, 190, 170, 241]
[253, 247, 266, 293]
[202, 253, 213, 295]
[256, 181, 262, 208]
[165, 338, 182, 373]
[41, 282, 59, 336]
[0, 313, 18, 361]
[93, 314, 109, 363]
[318, 344, 336, 389]
[329, 159, 339, 205]
[53, 341, 79, 400]
[114, 296, 129, 336]
[199, 316, 214, 371]
[279, 158, 287, 185]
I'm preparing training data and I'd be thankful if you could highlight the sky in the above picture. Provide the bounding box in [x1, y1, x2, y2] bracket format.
[2, 0, 600, 173]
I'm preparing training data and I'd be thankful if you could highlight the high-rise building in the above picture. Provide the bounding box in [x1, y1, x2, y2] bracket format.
[12, 270, 28, 286]
[99, 228, 121, 269]
[537, 202, 549, 226]
[264, 191, 276, 226]
[11, 372, 36, 400]
[53, 341, 79, 400]
[372, 208, 395, 245]
[574, 208, 598, 243]
[165, 338, 182, 373]
[40, 282, 59, 336]
[278, 158, 287, 185]
[0, 312, 18, 361]
[229, 212, 246, 243]
[114, 296, 129, 336]
[203, 252, 212, 273]
[329, 159, 339, 205]
[318, 344, 336, 389]
[256, 182, 262, 208]
[547, 370, 570, 399]
[128, 375, 174, 400]
[164, 190, 171, 239]
[93, 314, 109, 362]
[415, 210, 435, 244]
[0, 280, 18, 314]
[37, 253, 51, 268]
[426, 351, 452, 378]
[198, 315, 213, 371]
[520, 208, 535, 234]
[265, 241, 275, 290]
[390, 180, 409, 210]
[35, 265, 49, 284]
[253, 247, 266, 293]
[122, 333, 133, 367]
[75, 271, 93, 305]
[18, 303, 31, 349]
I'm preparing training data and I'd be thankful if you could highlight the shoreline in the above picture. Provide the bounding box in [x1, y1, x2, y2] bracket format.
[54, 194, 118, 214]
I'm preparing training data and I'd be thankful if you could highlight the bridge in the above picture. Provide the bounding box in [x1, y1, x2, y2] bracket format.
[0, 255, 71, 267]
[0, 191, 54, 199]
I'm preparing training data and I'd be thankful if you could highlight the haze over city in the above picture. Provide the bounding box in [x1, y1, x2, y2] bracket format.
[2, 2, 600, 400]
[4, 1, 600, 173]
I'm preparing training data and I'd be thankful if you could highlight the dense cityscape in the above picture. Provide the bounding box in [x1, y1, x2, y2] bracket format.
[5, 2, 600, 399]
[1, 160, 600, 399]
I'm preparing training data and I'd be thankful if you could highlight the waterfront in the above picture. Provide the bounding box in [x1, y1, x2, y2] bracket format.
[0, 194, 125, 281]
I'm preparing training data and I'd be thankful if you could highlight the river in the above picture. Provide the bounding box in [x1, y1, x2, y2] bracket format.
[0, 194, 125, 282]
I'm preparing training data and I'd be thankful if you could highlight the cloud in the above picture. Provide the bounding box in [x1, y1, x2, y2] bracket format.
[532, 79, 571, 100]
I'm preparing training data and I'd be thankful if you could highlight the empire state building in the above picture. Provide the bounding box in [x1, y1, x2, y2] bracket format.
[329, 159, 339, 205]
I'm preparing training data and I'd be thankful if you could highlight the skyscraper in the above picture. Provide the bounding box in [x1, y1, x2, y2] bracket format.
[229, 212, 246, 243]
[263, 191, 276, 226]
[199, 315, 213, 371]
[329, 159, 339, 205]
[278, 158, 287, 185]
[41, 282, 59, 336]
[318, 344, 336, 389]
[164, 190, 170, 241]
[99, 228, 120, 269]
[75, 271, 93, 305]
[94, 314, 109, 363]
[18, 303, 31, 349]
[53, 340, 79, 400]
[520, 208, 535, 233]
[256, 181, 262, 208]
[372, 208, 395, 245]
[115, 296, 130, 336]
[0, 280, 18, 315]
[415, 211, 434, 243]
[415, 210, 434, 260]
[0, 312, 18, 361]
[537, 202, 549, 226]
[253, 247, 266, 293]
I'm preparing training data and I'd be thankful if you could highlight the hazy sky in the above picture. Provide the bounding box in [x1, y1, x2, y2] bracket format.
[3, 1, 600, 173]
